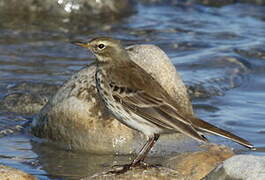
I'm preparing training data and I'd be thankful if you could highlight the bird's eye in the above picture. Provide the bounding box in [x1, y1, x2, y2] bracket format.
[98, 44, 105, 49]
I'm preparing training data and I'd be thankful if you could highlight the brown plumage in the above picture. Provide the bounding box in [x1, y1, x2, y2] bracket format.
[74, 37, 254, 172]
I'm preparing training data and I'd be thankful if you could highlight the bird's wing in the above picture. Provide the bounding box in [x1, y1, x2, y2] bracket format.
[111, 85, 207, 143]
[107, 62, 253, 149]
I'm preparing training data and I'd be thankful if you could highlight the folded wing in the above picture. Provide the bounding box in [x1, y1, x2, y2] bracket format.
[112, 88, 208, 143]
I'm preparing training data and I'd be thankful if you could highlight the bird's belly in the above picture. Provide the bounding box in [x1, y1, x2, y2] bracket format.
[99, 92, 162, 136]
[107, 101, 163, 136]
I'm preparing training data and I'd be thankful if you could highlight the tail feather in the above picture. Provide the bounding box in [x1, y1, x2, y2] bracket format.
[191, 117, 255, 150]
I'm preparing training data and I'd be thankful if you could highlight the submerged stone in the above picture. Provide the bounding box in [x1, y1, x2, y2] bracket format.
[1, 82, 59, 115]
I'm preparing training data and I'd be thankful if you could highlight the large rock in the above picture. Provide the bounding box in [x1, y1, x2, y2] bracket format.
[31, 44, 194, 153]
[205, 155, 265, 180]
[164, 144, 234, 180]
[0, 164, 38, 180]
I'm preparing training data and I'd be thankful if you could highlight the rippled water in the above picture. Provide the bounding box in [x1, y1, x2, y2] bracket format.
[0, 2, 265, 179]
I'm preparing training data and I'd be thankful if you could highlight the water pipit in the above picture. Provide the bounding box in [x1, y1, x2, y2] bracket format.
[74, 37, 254, 173]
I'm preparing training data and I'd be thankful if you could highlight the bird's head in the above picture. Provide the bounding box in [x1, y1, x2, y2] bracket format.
[74, 37, 127, 63]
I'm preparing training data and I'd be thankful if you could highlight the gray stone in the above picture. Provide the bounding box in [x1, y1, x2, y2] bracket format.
[204, 155, 265, 180]
[31, 44, 195, 153]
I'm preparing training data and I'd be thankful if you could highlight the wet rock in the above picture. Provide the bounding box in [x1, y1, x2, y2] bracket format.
[186, 82, 226, 98]
[0, 0, 136, 21]
[164, 144, 234, 180]
[31, 44, 194, 153]
[0, 82, 59, 115]
[88, 166, 183, 180]
[0, 164, 38, 180]
[1, 92, 48, 115]
[205, 155, 265, 180]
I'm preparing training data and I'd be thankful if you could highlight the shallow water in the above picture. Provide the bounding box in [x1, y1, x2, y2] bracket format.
[0, 2, 265, 179]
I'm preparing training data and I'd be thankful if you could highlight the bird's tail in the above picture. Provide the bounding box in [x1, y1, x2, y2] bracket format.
[191, 117, 255, 150]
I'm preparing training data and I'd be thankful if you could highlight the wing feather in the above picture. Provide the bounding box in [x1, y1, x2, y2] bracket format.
[113, 89, 207, 142]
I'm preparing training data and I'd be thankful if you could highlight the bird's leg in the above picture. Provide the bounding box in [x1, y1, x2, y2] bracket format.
[131, 133, 160, 167]
[108, 134, 160, 174]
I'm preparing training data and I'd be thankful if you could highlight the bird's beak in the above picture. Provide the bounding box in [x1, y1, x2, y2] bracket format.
[72, 41, 91, 49]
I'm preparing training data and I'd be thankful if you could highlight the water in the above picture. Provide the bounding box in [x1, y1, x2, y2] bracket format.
[0, 2, 265, 179]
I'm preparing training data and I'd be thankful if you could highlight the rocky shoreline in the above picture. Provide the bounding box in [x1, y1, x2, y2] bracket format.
[2, 152, 265, 179]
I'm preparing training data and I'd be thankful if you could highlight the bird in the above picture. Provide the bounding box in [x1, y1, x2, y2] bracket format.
[74, 37, 254, 173]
